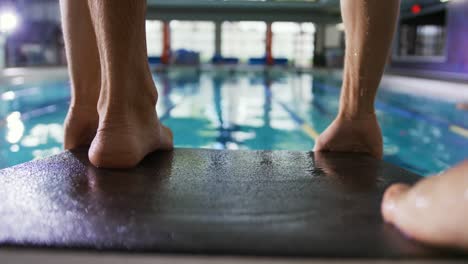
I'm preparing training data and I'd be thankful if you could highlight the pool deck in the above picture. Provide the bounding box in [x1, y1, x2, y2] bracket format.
[1, 148, 466, 263]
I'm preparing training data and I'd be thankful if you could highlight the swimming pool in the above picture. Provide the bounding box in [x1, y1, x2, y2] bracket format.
[0, 68, 467, 175]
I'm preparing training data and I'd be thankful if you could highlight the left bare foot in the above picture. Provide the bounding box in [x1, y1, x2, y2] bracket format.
[88, 74, 173, 168]
[64, 105, 99, 150]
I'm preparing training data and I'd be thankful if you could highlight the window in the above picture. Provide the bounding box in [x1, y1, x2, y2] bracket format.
[222, 21, 266, 61]
[398, 25, 445, 57]
[395, 10, 447, 60]
[146, 20, 163, 57]
[272, 22, 315, 67]
[170, 21, 215, 62]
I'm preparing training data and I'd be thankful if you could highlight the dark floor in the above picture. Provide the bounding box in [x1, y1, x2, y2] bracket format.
[0, 148, 466, 260]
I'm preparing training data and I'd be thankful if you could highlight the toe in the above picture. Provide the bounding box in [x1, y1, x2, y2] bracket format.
[159, 125, 174, 150]
[381, 183, 411, 224]
[313, 138, 326, 152]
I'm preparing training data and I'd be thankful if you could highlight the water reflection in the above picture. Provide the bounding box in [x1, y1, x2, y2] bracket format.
[6, 111, 24, 144]
[312, 151, 378, 192]
[21, 123, 63, 147]
[212, 73, 241, 149]
[0, 70, 466, 175]
[1, 91, 16, 101]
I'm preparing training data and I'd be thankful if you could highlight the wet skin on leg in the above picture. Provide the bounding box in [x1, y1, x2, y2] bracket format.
[60, 0, 101, 149]
[84, 0, 173, 168]
[314, 0, 400, 159]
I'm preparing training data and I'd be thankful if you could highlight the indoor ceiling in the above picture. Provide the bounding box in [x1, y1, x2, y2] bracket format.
[147, 0, 447, 12]
[146, 0, 342, 23]
[147, 0, 341, 13]
[146, 0, 449, 22]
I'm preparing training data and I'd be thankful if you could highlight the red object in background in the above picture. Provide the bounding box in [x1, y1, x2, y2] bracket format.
[266, 23, 274, 66]
[162, 21, 171, 65]
[411, 4, 422, 14]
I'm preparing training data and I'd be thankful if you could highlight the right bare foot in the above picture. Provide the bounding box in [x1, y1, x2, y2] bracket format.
[88, 79, 173, 168]
[314, 113, 383, 159]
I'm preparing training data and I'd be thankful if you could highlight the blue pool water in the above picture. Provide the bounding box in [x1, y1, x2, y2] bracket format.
[0, 68, 467, 175]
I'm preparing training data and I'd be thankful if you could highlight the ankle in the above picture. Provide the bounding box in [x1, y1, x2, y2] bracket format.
[337, 100, 377, 121]
[68, 103, 99, 116]
[98, 75, 158, 115]
[337, 109, 376, 121]
[102, 59, 157, 98]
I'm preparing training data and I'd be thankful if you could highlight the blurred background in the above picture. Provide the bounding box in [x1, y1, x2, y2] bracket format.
[0, 0, 467, 175]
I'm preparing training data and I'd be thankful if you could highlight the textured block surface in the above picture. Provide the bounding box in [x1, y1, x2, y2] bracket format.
[0, 149, 465, 258]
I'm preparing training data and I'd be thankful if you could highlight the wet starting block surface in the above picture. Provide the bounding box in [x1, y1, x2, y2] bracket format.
[0, 148, 465, 259]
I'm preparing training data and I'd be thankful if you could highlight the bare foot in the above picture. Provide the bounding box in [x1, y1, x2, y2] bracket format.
[456, 103, 468, 111]
[382, 160, 468, 250]
[314, 113, 383, 159]
[64, 105, 99, 149]
[88, 80, 173, 169]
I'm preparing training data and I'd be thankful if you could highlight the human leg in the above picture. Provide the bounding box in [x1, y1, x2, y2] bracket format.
[60, 0, 100, 149]
[86, 0, 173, 168]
